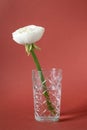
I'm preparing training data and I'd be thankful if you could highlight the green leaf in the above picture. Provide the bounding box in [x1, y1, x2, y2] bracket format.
[33, 44, 41, 50]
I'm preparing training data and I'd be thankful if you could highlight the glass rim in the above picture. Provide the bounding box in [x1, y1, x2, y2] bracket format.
[32, 68, 63, 73]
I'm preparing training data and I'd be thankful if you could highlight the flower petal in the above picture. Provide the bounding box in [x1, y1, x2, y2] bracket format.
[12, 25, 45, 45]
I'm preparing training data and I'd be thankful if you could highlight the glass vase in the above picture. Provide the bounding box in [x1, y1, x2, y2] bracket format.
[32, 68, 62, 122]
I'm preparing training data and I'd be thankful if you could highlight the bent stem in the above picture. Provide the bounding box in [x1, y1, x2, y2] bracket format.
[25, 44, 56, 114]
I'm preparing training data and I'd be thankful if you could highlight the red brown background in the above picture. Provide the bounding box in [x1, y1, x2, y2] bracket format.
[0, 0, 87, 129]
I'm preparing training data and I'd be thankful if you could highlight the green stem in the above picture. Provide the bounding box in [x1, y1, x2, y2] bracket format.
[30, 49, 45, 85]
[30, 49, 56, 114]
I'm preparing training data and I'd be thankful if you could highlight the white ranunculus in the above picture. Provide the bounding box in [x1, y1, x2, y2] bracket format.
[12, 25, 45, 45]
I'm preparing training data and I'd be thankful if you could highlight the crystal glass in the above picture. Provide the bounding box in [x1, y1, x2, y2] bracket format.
[32, 68, 62, 122]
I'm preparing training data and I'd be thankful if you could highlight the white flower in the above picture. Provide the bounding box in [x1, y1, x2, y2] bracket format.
[12, 25, 45, 45]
